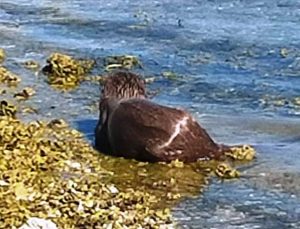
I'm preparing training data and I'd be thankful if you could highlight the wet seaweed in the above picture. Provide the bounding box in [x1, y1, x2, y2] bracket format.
[42, 53, 95, 90]
[13, 87, 36, 101]
[104, 55, 142, 71]
[0, 48, 5, 63]
[0, 66, 21, 86]
[225, 145, 256, 161]
[215, 163, 240, 179]
[23, 60, 40, 70]
[0, 108, 177, 228]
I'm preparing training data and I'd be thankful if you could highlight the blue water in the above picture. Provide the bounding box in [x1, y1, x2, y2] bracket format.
[1, 0, 300, 228]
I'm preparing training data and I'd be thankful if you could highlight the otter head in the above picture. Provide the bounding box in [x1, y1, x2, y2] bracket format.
[101, 71, 146, 101]
[99, 70, 146, 126]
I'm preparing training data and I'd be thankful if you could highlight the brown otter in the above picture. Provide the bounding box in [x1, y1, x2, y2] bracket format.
[95, 71, 146, 154]
[95, 71, 229, 162]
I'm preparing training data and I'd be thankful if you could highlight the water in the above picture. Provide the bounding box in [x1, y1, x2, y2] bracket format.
[1, 0, 300, 228]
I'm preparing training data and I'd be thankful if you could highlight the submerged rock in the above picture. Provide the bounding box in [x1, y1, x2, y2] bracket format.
[215, 163, 240, 179]
[225, 145, 256, 161]
[104, 55, 141, 71]
[13, 87, 36, 101]
[162, 71, 178, 80]
[23, 60, 40, 70]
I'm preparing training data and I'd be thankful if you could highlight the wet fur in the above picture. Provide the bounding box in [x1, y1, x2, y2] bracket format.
[95, 71, 228, 162]
[101, 71, 146, 100]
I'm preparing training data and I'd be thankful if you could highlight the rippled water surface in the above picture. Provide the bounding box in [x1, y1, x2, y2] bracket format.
[1, 0, 300, 228]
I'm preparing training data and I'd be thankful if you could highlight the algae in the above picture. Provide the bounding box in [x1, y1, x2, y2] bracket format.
[42, 53, 95, 90]
[162, 71, 178, 80]
[85, 75, 106, 85]
[13, 87, 36, 101]
[225, 145, 256, 161]
[104, 55, 142, 71]
[293, 97, 300, 106]
[280, 48, 288, 58]
[23, 60, 40, 70]
[0, 48, 5, 63]
[259, 95, 300, 112]
[0, 66, 21, 86]
[215, 163, 240, 179]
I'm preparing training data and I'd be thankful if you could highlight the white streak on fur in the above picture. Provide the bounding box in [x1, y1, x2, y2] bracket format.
[158, 116, 188, 149]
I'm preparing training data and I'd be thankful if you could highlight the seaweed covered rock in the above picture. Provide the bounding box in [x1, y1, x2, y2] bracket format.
[104, 55, 141, 71]
[0, 108, 174, 228]
[0, 66, 21, 86]
[0, 48, 5, 63]
[42, 53, 94, 90]
[23, 60, 40, 70]
[14, 87, 36, 101]
[225, 145, 256, 161]
[0, 100, 17, 117]
[215, 163, 240, 179]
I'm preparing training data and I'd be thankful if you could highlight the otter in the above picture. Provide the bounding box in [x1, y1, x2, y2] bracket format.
[95, 71, 229, 162]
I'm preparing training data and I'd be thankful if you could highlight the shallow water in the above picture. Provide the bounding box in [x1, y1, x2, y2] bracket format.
[1, 0, 300, 228]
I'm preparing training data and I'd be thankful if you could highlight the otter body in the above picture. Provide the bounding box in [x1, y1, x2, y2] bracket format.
[95, 71, 227, 162]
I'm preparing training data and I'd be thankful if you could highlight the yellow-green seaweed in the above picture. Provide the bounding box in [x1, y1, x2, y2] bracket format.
[0, 48, 5, 63]
[42, 52, 95, 90]
[23, 60, 40, 70]
[0, 66, 21, 86]
[104, 55, 141, 71]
